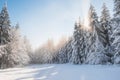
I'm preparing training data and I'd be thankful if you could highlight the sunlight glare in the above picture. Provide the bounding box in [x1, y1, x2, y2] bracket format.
[83, 16, 91, 30]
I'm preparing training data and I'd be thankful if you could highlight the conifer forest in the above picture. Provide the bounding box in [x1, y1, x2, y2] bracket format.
[0, 0, 120, 80]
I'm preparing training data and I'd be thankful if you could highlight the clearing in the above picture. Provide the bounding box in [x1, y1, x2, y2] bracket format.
[0, 64, 120, 80]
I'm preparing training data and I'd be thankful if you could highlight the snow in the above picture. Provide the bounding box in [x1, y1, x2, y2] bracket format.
[0, 64, 120, 80]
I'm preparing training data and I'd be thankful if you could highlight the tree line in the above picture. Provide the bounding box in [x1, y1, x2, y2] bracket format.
[32, 0, 120, 65]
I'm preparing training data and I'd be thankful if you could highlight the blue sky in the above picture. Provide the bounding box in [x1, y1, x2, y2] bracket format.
[0, 0, 114, 49]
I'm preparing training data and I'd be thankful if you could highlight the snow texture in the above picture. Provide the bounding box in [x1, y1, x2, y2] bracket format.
[0, 64, 120, 80]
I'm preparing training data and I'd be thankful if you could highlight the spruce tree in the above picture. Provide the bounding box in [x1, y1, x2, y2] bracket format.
[66, 38, 73, 63]
[71, 21, 85, 64]
[86, 5, 98, 64]
[58, 43, 68, 63]
[0, 3, 12, 68]
[0, 3, 11, 45]
[99, 3, 113, 61]
[112, 0, 120, 64]
[100, 3, 111, 47]
[82, 29, 88, 63]
[0, 24, 30, 68]
[87, 5, 98, 54]
[86, 5, 110, 64]
[53, 37, 73, 64]
[71, 22, 81, 64]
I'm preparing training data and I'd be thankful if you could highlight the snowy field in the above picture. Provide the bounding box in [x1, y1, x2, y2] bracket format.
[0, 64, 120, 80]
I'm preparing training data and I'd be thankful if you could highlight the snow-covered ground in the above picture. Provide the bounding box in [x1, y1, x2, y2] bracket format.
[0, 64, 120, 80]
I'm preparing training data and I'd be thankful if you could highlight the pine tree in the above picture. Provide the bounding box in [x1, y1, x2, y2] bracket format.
[112, 0, 120, 64]
[57, 43, 68, 63]
[0, 3, 11, 45]
[71, 22, 81, 64]
[66, 38, 73, 63]
[0, 24, 30, 68]
[85, 5, 110, 64]
[85, 5, 98, 64]
[100, 3, 112, 47]
[82, 28, 88, 63]
[23, 36, 32, 63]
[84, 28, 91, 62]
[80, 25, 86, 63]
[87, 5, 98, 55]
[0, 3, 12, 68]
[71, 20, 85, 64]
[51, 37, 72, 64]
[99, 3, 113, 61]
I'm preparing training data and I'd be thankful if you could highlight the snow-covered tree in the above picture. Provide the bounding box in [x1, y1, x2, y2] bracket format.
[23, 36, 32, 55]
[0, 24, 30, 69]
[85, 5, 98, 64]
[71, 21, 85, 64]
[66, 38, 73, 63]
[71, 22, 81, 64]
[80, 27, 86, 63]
[98, 3, 113, 62]
[0, 3, 12, 68]
[52, 37, 67, 63]
[52, 37, 72, 64]
[57, 43, 68, 63]
[84, 32, 90, 61]
[43, 39, 55, 63]
[31, 39, 55, 64]
[85, 5, 111, 64]
[87, 5, 98, 53]
[0, 3, 11, 45]
[100, 3, 111, 47]
[81, 26, 90, 64]
[85, 5, 98, 59]
[112, 0, 120, 64]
